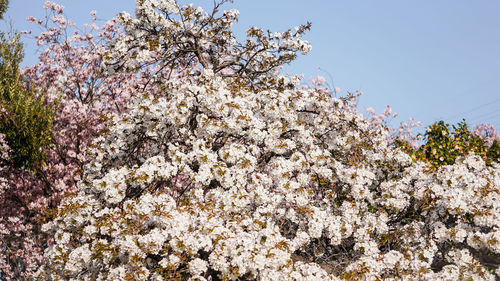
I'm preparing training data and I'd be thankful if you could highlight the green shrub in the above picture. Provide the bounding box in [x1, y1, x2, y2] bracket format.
[0, 0, 8, 20]
[401, 120, 499, 168]
[0, 31, 55, 171]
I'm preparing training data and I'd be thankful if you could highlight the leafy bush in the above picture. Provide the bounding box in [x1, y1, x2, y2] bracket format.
[0, 32, 54, 171]
[399, 120, 500, 168]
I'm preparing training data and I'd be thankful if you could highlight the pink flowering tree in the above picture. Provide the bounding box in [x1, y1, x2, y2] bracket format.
[34, 1, 499, 280]
[0, 2, 145, 279]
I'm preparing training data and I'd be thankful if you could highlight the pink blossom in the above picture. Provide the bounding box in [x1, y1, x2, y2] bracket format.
[310, 75, 326, 86]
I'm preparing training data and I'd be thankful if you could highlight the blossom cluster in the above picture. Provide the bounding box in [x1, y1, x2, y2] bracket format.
[473, 123, 500, 147]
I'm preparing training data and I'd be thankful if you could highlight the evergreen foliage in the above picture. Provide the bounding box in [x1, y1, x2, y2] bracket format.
[0, 32, 54, 171]
[0, 0, 8, 20]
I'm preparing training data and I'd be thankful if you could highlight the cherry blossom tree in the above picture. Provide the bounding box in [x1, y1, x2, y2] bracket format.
[0, 8, 55, 279]
[34, 1, 499, 280]
[0, 2, 142, 279]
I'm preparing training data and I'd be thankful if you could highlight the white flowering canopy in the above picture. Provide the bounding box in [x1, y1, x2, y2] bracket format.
[103, 0, 311, 91]
[37, 0, 500, 280]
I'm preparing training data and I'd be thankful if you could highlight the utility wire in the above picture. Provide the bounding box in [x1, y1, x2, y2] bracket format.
[472, 112, 500, 125]
[442, 75, 500, 121]
[468, 108, 500, 123]
[445, 97, 500, 121]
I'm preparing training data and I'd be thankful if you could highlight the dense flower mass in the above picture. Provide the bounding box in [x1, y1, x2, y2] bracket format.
[32, 2, 500, 280]
[1, 0, 499, 280]
[36, 71, 500, 279]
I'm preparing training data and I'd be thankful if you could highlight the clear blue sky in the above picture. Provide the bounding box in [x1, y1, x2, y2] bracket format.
[3, 0, 500, 133]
